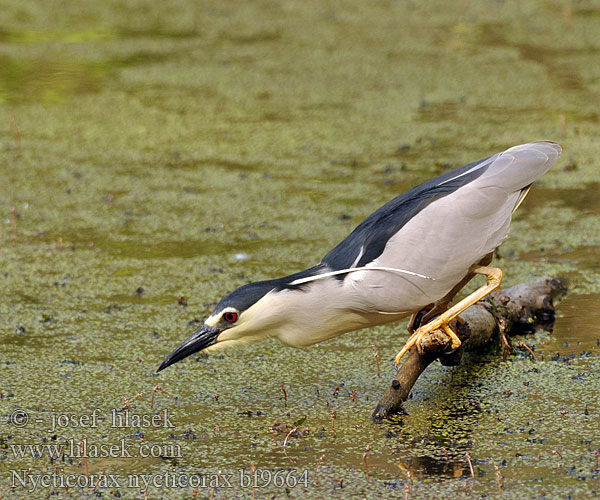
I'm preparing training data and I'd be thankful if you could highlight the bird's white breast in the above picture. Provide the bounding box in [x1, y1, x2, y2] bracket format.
[264, 279, 408, 347]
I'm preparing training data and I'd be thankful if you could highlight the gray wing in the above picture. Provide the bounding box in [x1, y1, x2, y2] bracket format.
[322, 142, 561, 273]
[321, 152, 497, 271]
[339, 142, 561, 313]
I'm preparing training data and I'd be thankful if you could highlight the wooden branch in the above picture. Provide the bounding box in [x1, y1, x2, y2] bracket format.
[372, 277, 568, 422]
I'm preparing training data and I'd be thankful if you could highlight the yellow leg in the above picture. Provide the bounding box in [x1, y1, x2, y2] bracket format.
[394, 266, 503, 365]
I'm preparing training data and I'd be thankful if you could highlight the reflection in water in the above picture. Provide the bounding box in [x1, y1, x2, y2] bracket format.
[399, 454, 469, 480]
[529, 184, 600, 214]
[548, 293, 600, 355]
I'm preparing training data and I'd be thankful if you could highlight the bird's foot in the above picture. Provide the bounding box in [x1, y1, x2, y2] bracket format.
[394, 321, 461, 365]
[437, 323, 462, 353]
[395, 266, 503, 366]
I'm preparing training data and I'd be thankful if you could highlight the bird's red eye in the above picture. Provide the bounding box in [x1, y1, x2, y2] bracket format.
[223, 312, 238, 323]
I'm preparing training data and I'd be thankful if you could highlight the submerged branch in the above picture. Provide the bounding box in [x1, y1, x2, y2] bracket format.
[372, 277, 568, 422]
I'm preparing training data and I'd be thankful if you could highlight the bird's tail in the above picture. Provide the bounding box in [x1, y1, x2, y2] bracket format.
[475, 141, 562, 193]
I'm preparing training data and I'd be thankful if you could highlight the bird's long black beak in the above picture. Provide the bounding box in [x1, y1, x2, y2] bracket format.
[157, 324, 220, 372]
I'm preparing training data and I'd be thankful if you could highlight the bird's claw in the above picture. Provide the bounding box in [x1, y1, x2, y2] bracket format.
[394, 322, 461, 366]
[442, 323, 462, 350]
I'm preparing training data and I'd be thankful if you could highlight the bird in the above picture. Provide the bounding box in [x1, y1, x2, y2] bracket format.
[158, 141, 561, 372]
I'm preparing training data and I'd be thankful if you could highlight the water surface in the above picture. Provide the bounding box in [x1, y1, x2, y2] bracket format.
[1, 1, 599, 498]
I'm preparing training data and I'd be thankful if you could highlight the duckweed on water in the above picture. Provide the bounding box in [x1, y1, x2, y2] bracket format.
[1, 1, 599, 498]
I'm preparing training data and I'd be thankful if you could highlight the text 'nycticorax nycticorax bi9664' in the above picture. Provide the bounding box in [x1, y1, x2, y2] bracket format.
[158, 142, 561, 372]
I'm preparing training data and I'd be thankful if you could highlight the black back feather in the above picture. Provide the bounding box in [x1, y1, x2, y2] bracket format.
[321, 155, 494, 271]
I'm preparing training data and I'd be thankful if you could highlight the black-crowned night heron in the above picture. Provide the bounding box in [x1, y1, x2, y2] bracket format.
[158, 142, 561, 372]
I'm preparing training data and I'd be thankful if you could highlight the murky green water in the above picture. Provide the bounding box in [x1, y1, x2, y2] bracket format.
[1, 1, 599, 498]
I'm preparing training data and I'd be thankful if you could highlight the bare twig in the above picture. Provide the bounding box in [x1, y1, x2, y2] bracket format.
[466, 452, 475, 479]
[209, 470, 221, 500]
[371, 345, 381, 377]
[283, 427, 298, 449]
[280, 383, 287, 406]
[518, 341, 536, 361]
[250, 463, 257, 500]
[93, 472, 105, 492]
[494, 464, 504, 495]
[123, 392, 144, 409]
[498, 317, 511, 359]
[79, 436, 89, 479]
[363, 445, 372, 481]
[267, 423, 307, 465]
[398, 461, 414, 484]
[313, 454, 326, 486]
[268, 428, 279, 447]
[151, 385, 177, 409]
[123, 385, 177, 410]
[283, 428, 298, 464]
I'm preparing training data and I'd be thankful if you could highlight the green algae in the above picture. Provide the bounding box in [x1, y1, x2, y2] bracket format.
[1, 1, 599, 498]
